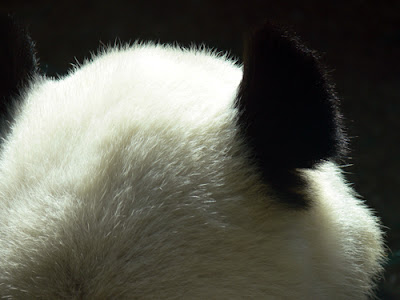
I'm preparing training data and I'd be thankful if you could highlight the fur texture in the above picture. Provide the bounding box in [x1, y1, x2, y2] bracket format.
[0, 19, 385, 299]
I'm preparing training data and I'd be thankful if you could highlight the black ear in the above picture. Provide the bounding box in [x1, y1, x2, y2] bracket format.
[236, 23, 347, 207]
[0, 15, 38, 128]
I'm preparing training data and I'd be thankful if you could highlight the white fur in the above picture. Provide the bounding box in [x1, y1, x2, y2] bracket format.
[0, 44, 384, 299]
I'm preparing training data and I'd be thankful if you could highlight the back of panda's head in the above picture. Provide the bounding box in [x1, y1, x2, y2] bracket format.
[235, 22, 347, 207]
[0, 16, 370, 298]
[0, 17, 346, 211]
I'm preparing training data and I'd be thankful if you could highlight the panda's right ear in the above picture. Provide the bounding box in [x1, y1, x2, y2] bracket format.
[0, 15, 38, 118]
[235, 22, 346, 207]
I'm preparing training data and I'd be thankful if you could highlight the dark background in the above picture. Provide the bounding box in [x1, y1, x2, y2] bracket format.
[2, 0, 399, 298]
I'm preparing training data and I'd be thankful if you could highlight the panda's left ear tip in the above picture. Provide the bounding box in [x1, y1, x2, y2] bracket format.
[0, 14, 31, 43]
[0, 13, 20, 29]
[0, 13, 38, 100]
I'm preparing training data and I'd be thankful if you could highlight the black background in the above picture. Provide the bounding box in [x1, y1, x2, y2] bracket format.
[2, 0, 399, 298]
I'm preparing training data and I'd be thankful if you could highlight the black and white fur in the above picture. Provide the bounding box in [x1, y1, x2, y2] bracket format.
[0, 17, 385, 299]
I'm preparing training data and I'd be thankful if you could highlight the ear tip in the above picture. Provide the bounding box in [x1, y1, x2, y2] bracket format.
[0, 14, 25, 35]
[245, 21, 290, 47]
[251, 21, 287, 37]
[243, 21, 317, 64]
[0, 14, 38, 98]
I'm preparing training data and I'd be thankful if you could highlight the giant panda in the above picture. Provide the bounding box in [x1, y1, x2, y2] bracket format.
[0, 17, 385, 299]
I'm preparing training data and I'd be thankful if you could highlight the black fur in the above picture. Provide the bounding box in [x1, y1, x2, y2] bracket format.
[0, 15, 38, 133]
[236, 23, 347, 207]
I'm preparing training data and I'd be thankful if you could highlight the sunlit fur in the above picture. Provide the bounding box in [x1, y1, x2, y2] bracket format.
[0, 44, 384, 299]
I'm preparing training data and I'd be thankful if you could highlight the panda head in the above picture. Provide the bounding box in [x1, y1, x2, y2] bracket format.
[0, 17, 385, 299]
